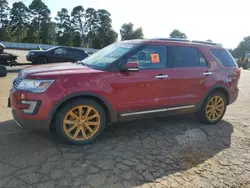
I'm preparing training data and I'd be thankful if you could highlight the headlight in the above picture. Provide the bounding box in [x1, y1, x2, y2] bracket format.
[17, 79, 55, 93]
[29, 52, 35, 56]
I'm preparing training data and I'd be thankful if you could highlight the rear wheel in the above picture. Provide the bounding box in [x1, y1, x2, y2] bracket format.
[35, 57, 48, 64]
[196, 92, 227, 124]
[56, 99, 106, 145]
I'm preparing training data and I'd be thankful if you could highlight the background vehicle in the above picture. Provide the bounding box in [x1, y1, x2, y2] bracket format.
[9, 38, 241, 145]
[237, 57, 249, 69]
[26, 46, 89, 64]
[0, 43, 18, 68]
[0, 65, 7, 77]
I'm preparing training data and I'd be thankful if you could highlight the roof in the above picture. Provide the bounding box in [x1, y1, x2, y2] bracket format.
[119, 38, 223, 48]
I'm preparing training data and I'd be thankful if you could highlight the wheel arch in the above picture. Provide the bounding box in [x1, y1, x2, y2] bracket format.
[49, 92, 118, 130]
[36, 56, 48, 64]
[203, 84, 230, 105]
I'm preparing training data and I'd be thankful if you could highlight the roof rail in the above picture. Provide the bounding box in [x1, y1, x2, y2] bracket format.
[191, 40, 219, 46]
[151, 38, 190, 42]
[150, 38, 223, 47]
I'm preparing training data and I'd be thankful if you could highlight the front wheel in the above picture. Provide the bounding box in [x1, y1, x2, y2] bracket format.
[35, 57, 48, 64]
[196, 92, 227, 124]
[56, 99, 106, 145]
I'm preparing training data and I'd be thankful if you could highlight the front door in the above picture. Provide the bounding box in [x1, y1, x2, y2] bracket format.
[114, 45, 171, 113]
[167, 45, 216, 107]
[51, 47, 67, 63]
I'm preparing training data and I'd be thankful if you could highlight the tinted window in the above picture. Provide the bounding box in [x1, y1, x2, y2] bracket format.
[127, 45, 167, 69]
[169, 46, 207, 68]
[79, 50, 88, 57]
[67, 49, 79, 56]
[211, 49, 238, 67]
[54, 48, 66, 55]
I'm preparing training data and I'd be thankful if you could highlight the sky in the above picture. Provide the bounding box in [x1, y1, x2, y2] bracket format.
[8, 0, 250, 49]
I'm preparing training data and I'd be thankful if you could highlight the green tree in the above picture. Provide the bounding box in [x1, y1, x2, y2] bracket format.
[84, 8, 98, 47]
[55, 8, 73, 46]
[169, 29, 187, 39]
[28, 0, 51, 43]
[72, 32, 82, 47]
[40, 21, 56, 44]
[233, 36, 250, 58]
[9, 2, 30, 42]
[0, 0, 10, 40]
[91, 9, 117, 49]
[228, 48, 234, 57]
[120, 22, 144, 40]
[71, 5, 85, 46]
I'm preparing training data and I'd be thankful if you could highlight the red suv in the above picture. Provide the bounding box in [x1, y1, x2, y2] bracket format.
[8, 39, 241, 145]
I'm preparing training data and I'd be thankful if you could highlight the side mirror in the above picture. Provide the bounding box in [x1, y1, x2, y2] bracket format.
[120, 61, 139, 72]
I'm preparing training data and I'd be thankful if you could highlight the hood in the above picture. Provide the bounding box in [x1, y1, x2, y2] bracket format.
[19, 62, 102, 79]
[28, 50, 45, 53]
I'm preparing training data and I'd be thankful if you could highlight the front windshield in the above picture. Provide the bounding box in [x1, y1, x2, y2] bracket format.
[81, 43, 137, 69]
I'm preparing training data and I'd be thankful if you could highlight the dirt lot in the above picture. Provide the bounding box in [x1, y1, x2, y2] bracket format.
[0, 63, 250, 187]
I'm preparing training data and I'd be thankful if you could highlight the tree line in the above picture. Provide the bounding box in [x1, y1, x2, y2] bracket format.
[167, 29, 250, 58]
[0, 0, 249, 56]
[0, 0, 144, 49]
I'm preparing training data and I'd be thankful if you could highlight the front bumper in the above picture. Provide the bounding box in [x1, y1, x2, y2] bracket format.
[26, 55, 36, 62]
[12, 109, 50, 131]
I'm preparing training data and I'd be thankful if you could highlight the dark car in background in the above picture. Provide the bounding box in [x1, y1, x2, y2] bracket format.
[26, 46, 89, 64]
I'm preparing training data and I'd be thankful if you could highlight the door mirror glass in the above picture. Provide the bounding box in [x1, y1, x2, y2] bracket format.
[121, 61, 139, 72]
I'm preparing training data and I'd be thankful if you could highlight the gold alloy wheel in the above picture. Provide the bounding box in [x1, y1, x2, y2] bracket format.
[206, 96, 225, 121]
[63, 105, 101, 140]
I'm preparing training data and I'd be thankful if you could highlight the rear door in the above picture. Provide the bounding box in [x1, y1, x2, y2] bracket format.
[166, 46, 216, 107]
[115, 44, 171, 113]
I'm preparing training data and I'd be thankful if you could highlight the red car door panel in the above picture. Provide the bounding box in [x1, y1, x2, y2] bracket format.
[115, 70, 170, 112]
[167, 67, 216, 106]
[167, 46, 216, 107]
[113, 45, 170, 113]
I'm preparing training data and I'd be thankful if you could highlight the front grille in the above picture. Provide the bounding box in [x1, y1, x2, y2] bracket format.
[13, 76, 23, 88]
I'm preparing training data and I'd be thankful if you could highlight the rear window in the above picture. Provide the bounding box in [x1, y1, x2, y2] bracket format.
[211, 49, 238, 67]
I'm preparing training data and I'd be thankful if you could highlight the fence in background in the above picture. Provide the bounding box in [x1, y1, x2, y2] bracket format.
[0, 41, 99, 54]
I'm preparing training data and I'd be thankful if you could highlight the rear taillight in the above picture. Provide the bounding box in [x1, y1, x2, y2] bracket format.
[236, 68, 241, 79]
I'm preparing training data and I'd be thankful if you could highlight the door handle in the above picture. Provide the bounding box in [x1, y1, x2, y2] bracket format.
[155, 75, 168, 79]
[203, 72, 212, 76]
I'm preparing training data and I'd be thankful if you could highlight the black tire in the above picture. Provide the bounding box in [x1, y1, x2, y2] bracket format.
[0, 65, 7, 77]
[196, 91, 227, 125]
[56, 99, 106, 145]
[35, 57, 48, 64]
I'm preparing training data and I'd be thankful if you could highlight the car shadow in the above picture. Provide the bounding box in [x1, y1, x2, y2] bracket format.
[0, 115, 233, 187]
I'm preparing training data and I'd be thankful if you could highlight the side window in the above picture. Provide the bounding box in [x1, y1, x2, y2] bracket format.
[67, 49, 78, 56]
[80, 50, 88, 57]
[169, 46, 207, 68]
[127, 45, 167, 69]
[54, 48, 66, 55]
[211, 49, 238, 67]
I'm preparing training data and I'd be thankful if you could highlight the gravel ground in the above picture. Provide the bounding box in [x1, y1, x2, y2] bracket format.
[0, 66, 249, 187]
